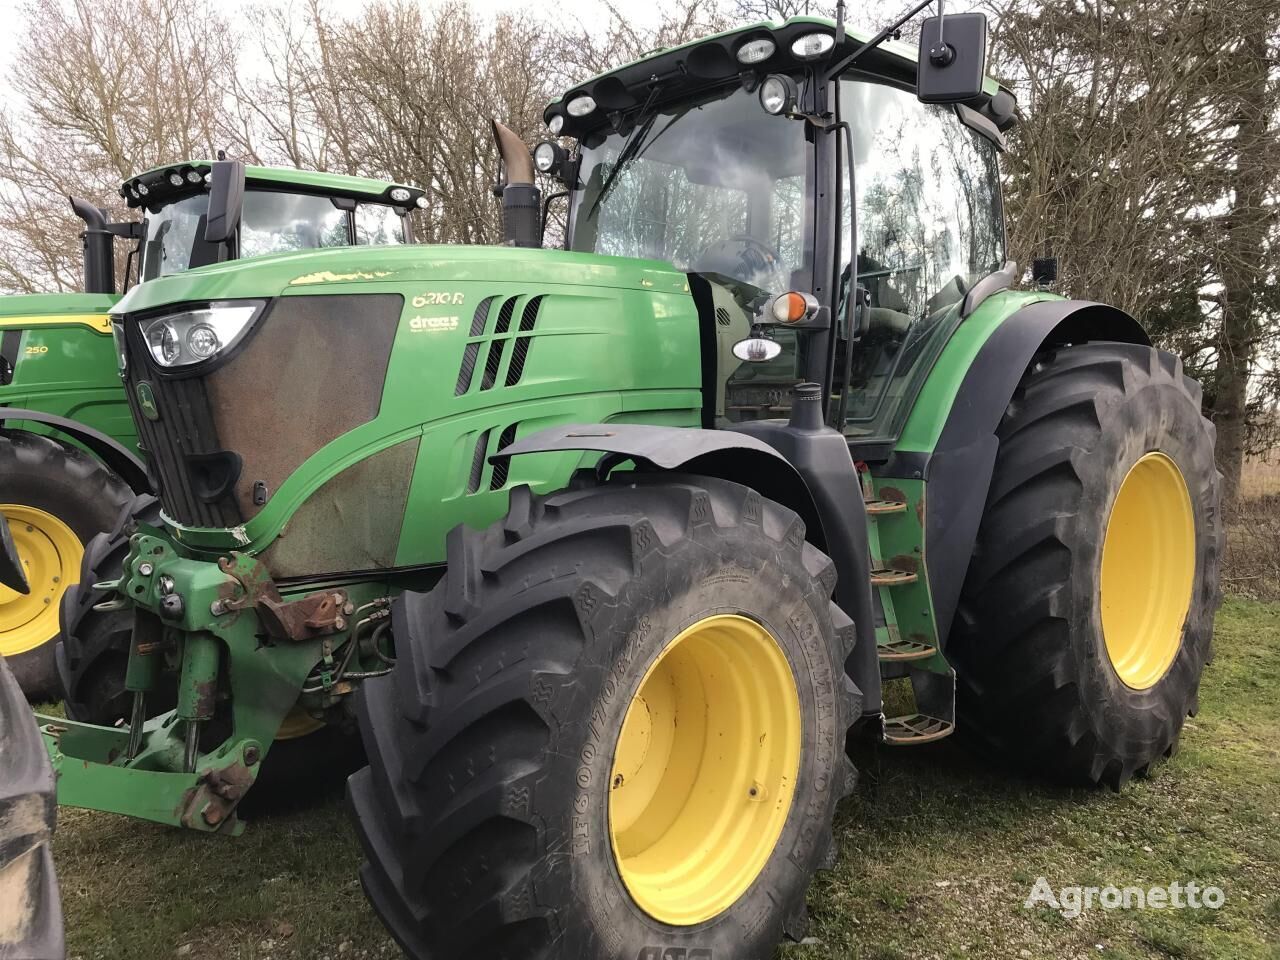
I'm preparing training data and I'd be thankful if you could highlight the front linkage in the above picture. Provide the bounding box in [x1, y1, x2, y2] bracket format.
[39, 526, 391, 833]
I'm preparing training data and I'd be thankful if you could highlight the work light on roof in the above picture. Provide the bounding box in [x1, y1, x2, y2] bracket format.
[759, 74, 798, 116]
[736, 37, 776, 65]
[137, 183, 149, 196]
[415, 196, 429, 209]
[389, 187, 411, 202]
[548, 114, 565, 136]
[791, 32, 835, 59]
[167, 171, 184, 187]
[186, 169, 203, 184]
[566, 95, 597, 118]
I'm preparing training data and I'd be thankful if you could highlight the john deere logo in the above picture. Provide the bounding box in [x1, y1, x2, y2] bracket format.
[136, 381, 159, 420]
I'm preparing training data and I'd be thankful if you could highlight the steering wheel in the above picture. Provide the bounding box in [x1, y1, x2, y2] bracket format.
[696, 234, 787, 289]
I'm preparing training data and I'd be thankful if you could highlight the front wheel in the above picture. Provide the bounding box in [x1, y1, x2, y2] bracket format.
[349, 474, 861, 959]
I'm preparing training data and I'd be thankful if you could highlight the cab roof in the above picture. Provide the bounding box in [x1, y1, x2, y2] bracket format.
[119, 161, 425, 212]
[544, 16, 1012, 140]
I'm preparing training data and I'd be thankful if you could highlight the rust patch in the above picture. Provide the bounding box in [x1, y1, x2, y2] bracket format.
[889, 554, 920, 574]
[879, 486, 908, 503]
[192, 679, 217, 718]
[218, 554, 348, 641]
[916, 488, 926, 526]
[179, 761, 255, 830]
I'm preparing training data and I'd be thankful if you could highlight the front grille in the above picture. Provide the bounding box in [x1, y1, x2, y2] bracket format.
[122, 328, 242, 527]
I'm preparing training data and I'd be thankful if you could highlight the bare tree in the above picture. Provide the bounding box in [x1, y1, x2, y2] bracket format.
[0, 0, 245, 292]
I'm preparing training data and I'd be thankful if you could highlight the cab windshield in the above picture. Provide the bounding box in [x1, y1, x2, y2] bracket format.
[569, 83, 813, 297]
[140, 190, 408, 281]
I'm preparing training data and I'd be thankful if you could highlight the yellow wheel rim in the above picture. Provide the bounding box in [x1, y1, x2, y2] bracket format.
[1100, 453, 1196, 689]
[608, 614, 801, 926]
[0, 504, 82, 657]
[276, 704, 325, 740]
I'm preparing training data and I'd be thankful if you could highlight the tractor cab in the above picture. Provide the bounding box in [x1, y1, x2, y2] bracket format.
[118, 162, 424, 284]
[527, 14, 1014, 454]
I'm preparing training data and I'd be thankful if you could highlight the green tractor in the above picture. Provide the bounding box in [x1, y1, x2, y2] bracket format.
[38, 8, 1220, 959]
[0, 163, 423, 699]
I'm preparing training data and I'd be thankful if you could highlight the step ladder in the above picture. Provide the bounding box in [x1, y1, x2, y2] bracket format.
[860, 468, 955, 746]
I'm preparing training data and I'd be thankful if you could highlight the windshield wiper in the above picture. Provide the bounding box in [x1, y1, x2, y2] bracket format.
[585, 87, 664, 221]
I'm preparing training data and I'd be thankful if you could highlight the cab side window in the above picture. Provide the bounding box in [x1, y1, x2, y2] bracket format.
[838, 78, 1005, 440]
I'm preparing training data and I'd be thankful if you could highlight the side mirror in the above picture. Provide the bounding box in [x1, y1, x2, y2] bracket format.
[204, 159, 246, 244]
[0, 514, 29, 596]
[917, 12, 988, 104]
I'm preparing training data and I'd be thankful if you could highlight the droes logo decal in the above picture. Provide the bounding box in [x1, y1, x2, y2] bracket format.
[135, 381, 160, 420]
[409, 316, 459, 333]
[411, 292, 465, 307]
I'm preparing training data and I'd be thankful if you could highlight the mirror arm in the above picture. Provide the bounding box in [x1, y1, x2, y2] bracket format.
[825, 0, 936, 78]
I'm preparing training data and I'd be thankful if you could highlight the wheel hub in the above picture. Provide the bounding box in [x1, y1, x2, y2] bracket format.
[0, 505, 81, 657]
[1100, 453, 1196, 689]
[608, 614, 801, 926]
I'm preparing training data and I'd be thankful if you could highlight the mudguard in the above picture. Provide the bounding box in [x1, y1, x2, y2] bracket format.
[0, 654, 65, 960]
[0, 407, 150, 495]
[919, 299, 1149, 645]
[496, 417, 883, 718]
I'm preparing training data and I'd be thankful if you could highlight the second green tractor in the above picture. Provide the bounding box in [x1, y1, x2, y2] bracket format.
[38, 11, 1220, 960]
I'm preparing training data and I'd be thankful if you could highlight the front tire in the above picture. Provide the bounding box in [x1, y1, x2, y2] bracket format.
[0, 432, 131, 701]
[950, 342, 1222, 788]
[350, 474, 860, 959]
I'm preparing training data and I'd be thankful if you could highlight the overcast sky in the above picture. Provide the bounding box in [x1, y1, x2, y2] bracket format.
[0, 0, 672, 102]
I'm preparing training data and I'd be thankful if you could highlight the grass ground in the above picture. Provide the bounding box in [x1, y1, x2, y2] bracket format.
[49, 597, 1279, 960]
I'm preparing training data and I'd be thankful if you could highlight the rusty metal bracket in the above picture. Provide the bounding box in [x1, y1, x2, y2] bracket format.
[178, 759, 256, 832]
[216, 553, 351, 642]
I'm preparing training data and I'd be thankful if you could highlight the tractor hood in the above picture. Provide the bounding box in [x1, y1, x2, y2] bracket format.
[113, 245, 691, 317]
[0, 292, 119, 332]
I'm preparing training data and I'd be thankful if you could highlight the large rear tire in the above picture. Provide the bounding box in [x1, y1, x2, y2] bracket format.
[349, 474, 861, 959]
[0, 432, 132, 701]
[949, 342, 1222, 788]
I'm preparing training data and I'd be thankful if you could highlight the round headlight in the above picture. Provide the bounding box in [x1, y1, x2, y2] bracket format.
[147, 322, 180, 365]
[167, 171, 184, 187]
[791, 32, 835, 59]
[566, 95, 596, 117]
[389, 187, 411, 202]
[186, 324, 221, 359]
[186, 169, 203, 184]
[759, 75, 796, 116]
[548, 114, 565, 135]
[736, 38, 776, 64]
[415, 195, 429, 209]
[533, 141, 561, 174]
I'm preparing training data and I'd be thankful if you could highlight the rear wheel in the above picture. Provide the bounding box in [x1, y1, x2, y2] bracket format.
[950, 342, 1222, 788]
[349, 474, 861, 959]
[0, 432, 131, 701]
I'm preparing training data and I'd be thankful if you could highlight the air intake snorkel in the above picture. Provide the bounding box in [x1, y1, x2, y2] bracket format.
[70, 197, 116, 294]
[491, 120, 542, 248]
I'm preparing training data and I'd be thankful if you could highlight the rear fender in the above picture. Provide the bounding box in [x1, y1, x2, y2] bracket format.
[918, 300, 1149, 646]
[0, 407, 150, 495]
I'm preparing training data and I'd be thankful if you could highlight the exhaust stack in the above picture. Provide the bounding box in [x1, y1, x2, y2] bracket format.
[491, 120, 542, 249]
[70, 197, 115, 294]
